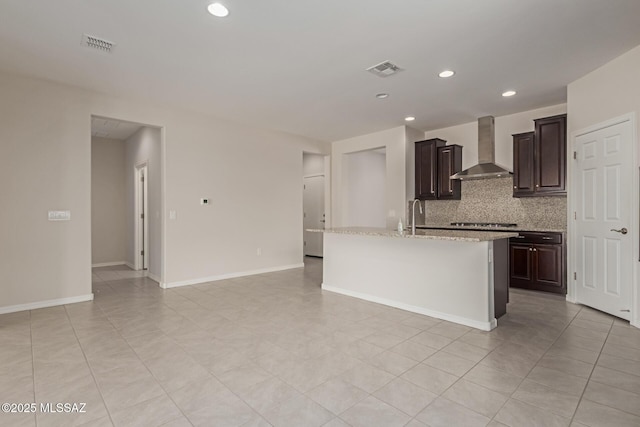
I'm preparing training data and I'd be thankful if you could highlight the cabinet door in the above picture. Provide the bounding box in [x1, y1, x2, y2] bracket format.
[513, 132, 535, 197]
[415, 139, 445, 200]
[534, 115, 566, 194]
[437, 145, 462, 200]
[533, 244, 564, 293]
[509, 244, 533, 287]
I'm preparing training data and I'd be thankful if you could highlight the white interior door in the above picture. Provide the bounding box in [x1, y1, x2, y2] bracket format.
[135, 164, 149, 271]
[574, 119, 633, 320]
[304, 175, 325, 257]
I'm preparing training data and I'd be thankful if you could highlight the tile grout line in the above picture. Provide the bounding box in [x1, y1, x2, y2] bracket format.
[63, 303, 117, 427]
[566, 310, 614, 425]
[95, 278, 196, 427]
[481, 303, 584, 425]
[568, 319, 640, 421]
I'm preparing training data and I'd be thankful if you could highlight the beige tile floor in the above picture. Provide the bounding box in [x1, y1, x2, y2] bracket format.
[1, 258, 640, 427]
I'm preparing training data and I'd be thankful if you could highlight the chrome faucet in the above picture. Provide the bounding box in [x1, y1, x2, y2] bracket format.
[411, 199, 423, 235]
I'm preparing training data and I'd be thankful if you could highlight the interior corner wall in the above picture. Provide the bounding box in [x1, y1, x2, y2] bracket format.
[303, 153, 325, 176]
[0, 70, 327, 312]
[405, 126, 425, 202]
[423, 103, 567, 171]
[125, 127, 162, 277]
[91, 137, 127, 265]
[331, 126, 408, 229]
[345, 150, 386, 227]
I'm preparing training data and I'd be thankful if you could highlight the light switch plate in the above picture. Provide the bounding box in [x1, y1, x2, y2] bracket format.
[169, 210, 177, 220]
[48, 210, 71, 221]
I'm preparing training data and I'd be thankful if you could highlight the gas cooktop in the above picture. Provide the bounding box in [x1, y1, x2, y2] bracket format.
[450, 222, 518, 228]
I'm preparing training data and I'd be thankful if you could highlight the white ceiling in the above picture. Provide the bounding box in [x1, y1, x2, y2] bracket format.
[2, 0, 640, 142]
[91, 117, 143, 140]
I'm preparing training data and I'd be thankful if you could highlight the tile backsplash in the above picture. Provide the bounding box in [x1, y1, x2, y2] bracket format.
[410, 177, 567, 230]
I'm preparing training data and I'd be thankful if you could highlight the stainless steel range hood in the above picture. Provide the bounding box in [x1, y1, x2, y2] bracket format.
[450, 116, 512, 180]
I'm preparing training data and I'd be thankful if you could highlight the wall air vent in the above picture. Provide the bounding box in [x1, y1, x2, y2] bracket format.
[366, 60, 403, 77]
[81, 34, 115, 53]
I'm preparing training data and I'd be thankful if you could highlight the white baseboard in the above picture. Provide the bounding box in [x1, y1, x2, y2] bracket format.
[163, 263, 305, 289]
[125, 262, 136, 270]
[0, 294, 95, 315]
[92, 261, 127, 268]
[322, 284, 497, 331]
[147, 272, 161, 285]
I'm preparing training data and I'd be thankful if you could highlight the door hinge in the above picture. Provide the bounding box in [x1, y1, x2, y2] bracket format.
[140, 213, 144, 219]
[141, 176, 144, 182]
[573, 272, 577, 280]
[573, 151, 577, 159]
[574, 211, 577, 220]
[140, 250, 144, 256]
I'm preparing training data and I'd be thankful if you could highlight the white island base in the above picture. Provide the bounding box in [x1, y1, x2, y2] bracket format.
[321, 229, 512, 331]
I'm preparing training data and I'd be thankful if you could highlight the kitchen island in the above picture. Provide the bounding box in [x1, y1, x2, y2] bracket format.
[310, 227, 518, 331]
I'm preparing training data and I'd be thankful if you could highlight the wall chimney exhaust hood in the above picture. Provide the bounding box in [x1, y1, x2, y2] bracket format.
[450, 116, 512, 180]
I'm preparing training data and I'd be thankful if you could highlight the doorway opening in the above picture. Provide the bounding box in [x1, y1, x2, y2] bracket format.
[303, 153, 328, 258]
[90, 116, 164, 285]
[135, 162, 149, 270]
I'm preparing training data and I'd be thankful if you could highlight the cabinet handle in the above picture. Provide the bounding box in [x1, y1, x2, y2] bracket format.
[513, 186, 517, 189]
[529, 247, 533, 251]
[536, 184, 539, 188]
[514, 236, 525, 239]
[542, 237, 553, 240]
[533, 248, 537, 251]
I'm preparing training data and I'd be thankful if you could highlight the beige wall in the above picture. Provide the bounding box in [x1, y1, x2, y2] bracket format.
[568, 44, 640, 142]
[567, 44, 640, 328]
[91, 137, 127, 265]
[303, 153, 324, 176]
[404, 126, 425, 202]
[345, 150, 386, 227]
[331, 126, 409, 228]
[125, 127, 162, 278]
[423, 104, 567, 171]
[0, 70, 326, 312]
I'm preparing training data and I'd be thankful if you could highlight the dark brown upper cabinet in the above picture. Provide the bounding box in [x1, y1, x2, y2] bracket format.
[437, 145, 462, 199]
[415, 138, 445, 200]
[512, 132, 535, 197]
[415, 139, 462, 200]
[512, 114, 566, 197]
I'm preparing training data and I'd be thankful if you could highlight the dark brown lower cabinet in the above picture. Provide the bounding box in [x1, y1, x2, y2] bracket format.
[509, 232, 565, 294]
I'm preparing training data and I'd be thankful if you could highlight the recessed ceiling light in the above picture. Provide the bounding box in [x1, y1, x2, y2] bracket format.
[208, 3, 229, 17]
[375, 93, 389, 99]
[405, 116, 416, 122]
[502, 90, 517, 97]
[439, 70, 455, 78]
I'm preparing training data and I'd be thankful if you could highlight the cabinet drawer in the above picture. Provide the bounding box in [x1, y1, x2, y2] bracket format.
[510, 232, 562, 245]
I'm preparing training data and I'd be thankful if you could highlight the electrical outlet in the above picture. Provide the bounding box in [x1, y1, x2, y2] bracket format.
[200, 198, 209, 205]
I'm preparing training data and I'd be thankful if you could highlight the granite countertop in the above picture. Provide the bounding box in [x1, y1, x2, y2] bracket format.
[308, 227, 519, 242]
[417, 224, 566, 233]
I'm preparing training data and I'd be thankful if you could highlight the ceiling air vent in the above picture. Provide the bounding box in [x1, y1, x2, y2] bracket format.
[366, 60, 403, 77]
[81, 34, 115, 53]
